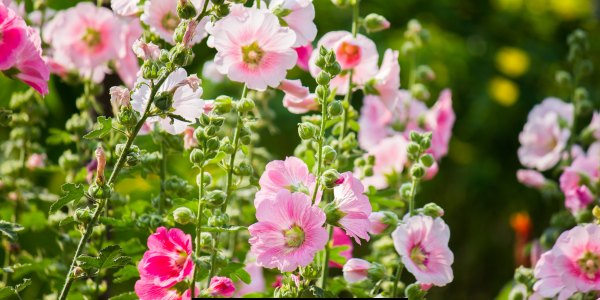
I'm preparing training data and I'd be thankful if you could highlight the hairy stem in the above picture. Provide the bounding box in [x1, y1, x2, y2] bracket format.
[391, 263, 404, 298]
[319, 225, 334, 290]
[311, 95, 329, 204]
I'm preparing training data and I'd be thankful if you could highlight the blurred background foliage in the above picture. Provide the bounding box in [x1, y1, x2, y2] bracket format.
[1, 0, 600, 299]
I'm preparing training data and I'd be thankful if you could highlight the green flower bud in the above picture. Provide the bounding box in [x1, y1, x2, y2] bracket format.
[316, 71, 331, 85]
[593, 205, 600, 222]
[420, 134, 432, 150]
[159, 50, 170, 63]
[363, 166, 374, 177]
[190, 149, 205, 164]
[234, 161, 253, 176]
[405, 283, 427, 300]
[74, 208, 92, 223]
[328, 100, 343, 117]
[363, 13, 390, 33]
[324, 51, 336, 65]
[323, 146, 337, 165]
[177, 0, 197, 19]
[214, 2, 230, 18]
[214, 96, 233, 114]
[203, 190, 227, 207]
[409, 131, 422, 142]
[204, 125, 218, 137]
[237, 97, 255, 113]
[411, 163, 425, 178]
[354, 157, 366, 167]
[125, 152, 140, 167]
[342, 133, 357, 150]
[88, 183, 112, 199]
[326, 62, 341, 77]
[330, 0, 350, 8]
[173, 207, 195, 224]
[206, 137, 220, 151]
[298, 122, 318, 140]
[315, 85, 330, 100]
[154, 91, 174, 112]
[173, 21, 188, 44]
[367, 155, 376, 166]
[407, 142, 421, 158]
[367, 262, 386, 281]
[322, 169, 341, 189]
[118, 106, 138, 128]
[211, 116, 225, 127]
[422, 202, 444, 218]
[196, 172, 212, 187]
[315, 56, 327, 69]
[220, 140, 234, 154]
[200, 232, 212, 246]
[420, 154, 435, 168]
[142, 61, 160, 80]
[169, 44, 194, 67]
[540, 227, 561, 249]
[399, 183, 412, 200]
[411, 83, 430, 101]
[416, 65, 436, 82]
[240, 135, 252, 145]
[513, 266, 534, 284]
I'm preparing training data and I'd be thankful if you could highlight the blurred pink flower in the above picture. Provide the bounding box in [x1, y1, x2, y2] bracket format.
[278, 80, 318, 114]
[235, 261, 265, 297]
[518, 97, 573, 171]
[111, 0, 140, 16]
[371, 49, 400, 109]
[0, 2, 26, 70]
[358, 95, 392, 150]
[182, 127, 198, 150]
[208, 276, 236, 298]
[330, 172, 372, 244]
[135, 278, 194, 300]
[294, 43, 313, 71]
[141, 0, 207, 44]
[109, 86, 131, 107]
[392, 215, 454, 287]
[560, 152, 599, 214]
[516, 169, 547, 189]
[255, 156, 317, 207]
[368, 212, 389, 235]
[329, 227, 353, 268]
[249, 190, 328, 272]
[202, 60, 225, 83]
[207, 6, 297, 91]
[26, 153, 46, 170]
[343, 258, 371, 283]
[116, 18, 143, 88]
[269, 0, 317, 47]
[425, 89, 455, 160]
[533, 251, 575, 300]
[137, 227, 194, 288]
[360, 135, 407, 190]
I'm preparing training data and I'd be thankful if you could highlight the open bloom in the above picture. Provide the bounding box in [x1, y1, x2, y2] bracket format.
[111, 0, 140, 16]
[115, 18, 143, 88]
[141, 0, 207, 45]
[207, 6, 297, 91]
[327, 172, 372, 244]
[208, 277, 236, 298]
[294, 43, 313, 71]
[269, 0, 317, 47]
[131, 68, 204, 134]
[309, 31, 378, 94]
[392, 215, 454, 286]
[359, 135, 408, 190]
[249, 190, 328, 272]
[518, 97, 573, 171]
[358, 95, 392, 150]
[135, 278, 194, 300]
[425, 89, 455, 159]
[343, 258, 371, 283]
[368, 49, 400, 109]
[137, 227, 194, 288]
[255, 156, 317, 207]
[0, 2, 26, 70]
[559, 148, 600, 214]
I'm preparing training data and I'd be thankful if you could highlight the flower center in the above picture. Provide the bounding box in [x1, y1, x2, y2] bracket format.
[284, 225, 305, 248]
[242, 42, 265, 69]
[162, 12, 180, 32]
[174, 251, 188, 267]
[578, 251, 600, 279]
[82, 27, 101, 48]
[336, 41, 362, 69]
[410, 244, 428, 270]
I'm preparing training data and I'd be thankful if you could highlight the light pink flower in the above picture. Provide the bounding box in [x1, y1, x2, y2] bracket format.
[533, 251, 575, 300]
[358, 95, 392, 150]
[133, 39, 161, 61]
[206, 6, 297, 91]
[137, 227, 194, 287]
[235, 261, 265, 297]
[208, 276, 236, 298]
[111, 0, 140, 16]
[371, 49, 400, 108]
[294, 43, 313, 71]
[0, 2, 26, 70]
[255, 156, 318, 207]
[141, 0, 207, 45]
[559, 152, 599, 214]
[343, 258, 371, 283]
[309, 31, 378, 95]
[109, 86, 131, 107]
[518, 97, 573, 171]
[329, 172, 371, 244]
[359, 135, 408, 190]
[278, 79, 318, 114]
[368, 212, 389, 235]
[588, 112, 600, 141]
[392, 215, 454, 287]
[249, 189, 328, 272]
[425, 89, 455, 160]
[183, 126, 198, 150]
[26, 153, 46, 170]
[329, 227, 353, 268]
[516, 169, 547, 189]
[269, 0, 317, 47]
[131, 68, 204, 134]
[202, 60, 224, 83]
[135, 278, 194, 300]
[115, 19, 143, 88]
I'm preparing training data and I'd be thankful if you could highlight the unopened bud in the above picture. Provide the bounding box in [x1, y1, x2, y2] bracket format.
[154, 91, 174, 112]
[363, 13, 390, 33]
[422, 203, 445, 218]
[203, 190, 227, 207]
[173, 207, 195, 225]
[95, 145, 106, 185]
[328, 101, 343, 117]
[411, 164, 425, 178]
[237, 98, 255, 113]
[322, 169, 341, 189]
[177, 0, 197, 19]
[298, 122, 318, 140]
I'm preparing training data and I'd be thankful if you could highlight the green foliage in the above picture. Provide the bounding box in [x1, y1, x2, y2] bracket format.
[0, 220, 24, 241]
[77, 245, 131, 275]
[83, 116, 113, 140]
[50, 183, 85, 213]
[0, 278, 31, 299]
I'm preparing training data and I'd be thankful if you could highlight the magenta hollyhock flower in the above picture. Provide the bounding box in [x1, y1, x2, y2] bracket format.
[516, 169, 547, 189]
[208, 276, 236, 298]
[255, 156, 318, 207]
[111, 0, 140, 16]
[294, 43, 313, 71]
[327, 172, 372, 244]
[134, 278, 195, 300]
[0, 2, 26, 70]
[249, 190, 328, 272]
[269, 0, 317, 47]
[559, 151, 599, 214]
[206, 6, 297, 91]
[141, 0, 207, 45]
[370, 49, 400, 109]
[131, 68, 204, 135]
[425, 89, 455, 160]
[343, 258, 371, 283]
[329, 227, 353, 268]
[359, 135, 408, 190]
[309, 31, 378, 94]
[137, 227, 194, 287]
[392, 215, 454, 287]
[518, 97, 573, 171]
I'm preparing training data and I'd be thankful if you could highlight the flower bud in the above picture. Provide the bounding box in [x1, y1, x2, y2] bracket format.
[322, 169, 341, 189]
[422, 203, 445, 218]
[173, 207, 195, 224]
[328, 100, 343, 117]
[154, 91, 174, 112]
[407, 141, 421, 156]
[342, 258, 371, 283]
[326, 62, 342, 77]
[196, 172, 212, 187]
[203, 190, 227, 207]
[95, 145, 106, 185]
[206, 137, 220, 151]
[315, 56, 327, 69]
[190, 149, 205, 164]
[411, 164, 425, 178]
[74, 208, 92, 223]
[331, 0, 350, 8]
[368, 211, 398, 234]
[399, 182, 412, 200]
[420, 134, 432, 150]
[169, 44, 194, 67]
[315, 85, 330, 100]
[142, 61, 160, 80]
[118, 106, 138, 128]
[367, 262, 386, 281]
[298, 122, 318, 140]
[363, 13, 390, 33]
[73, 267, 85, 278]
[420, 154, 435, 168]
[125, 152, 140, 167]
[204, 125, 218, 137]
[109, 86, 130, 107]
[316, 71, 331, 85]
[234, 161, 253, 176]
[411, 83, 430, 100]
[237, 97, 255, 113]
[212, 96, 233, 114]
[208, 276, 236, 298]
[323, 146, 337, 164]
[405, 282, 427, 300]
[177, 0, 197, 19]
[88, 183, 112, 199]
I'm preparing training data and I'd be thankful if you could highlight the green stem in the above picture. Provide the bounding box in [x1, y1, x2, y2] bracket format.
[391, 263, 404, 298]
[311, 95, 328, 204]
[2, 242, 10, 284]
[190, 164, 205, 298]
[159, 138, 167, 215]
[408, 178, 419, 216]
[319, 225, 334, 289]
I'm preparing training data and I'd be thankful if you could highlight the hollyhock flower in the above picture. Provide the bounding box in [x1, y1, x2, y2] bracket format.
[369, 212, 390, 235]
[206, 6, 297, 91]
[134, 278, 194, 300]
[131, 68, 204, 135]
[10, 27, 49, 95]
[560, 152, 599, 214]
[248, 190, 328, 272]
[269, 0, 317, 47]
[516, 169, 547, 189]
[425, 89, 455, 159]
[133, 39, 161, 61]
[343, 258, 371, 283]
[26, 153, 46, 170]
[111, 0, 140, 16]
[0, 2, 26, 70]
[272, 276, 283, 288]
[392, 90, 429, 134]
[588, 112, 600, 141]
[329, 227, 353, 268]
[109, 86, 131, 107]
[309, 31, 378, 94]
[368, 49, 400, 109]
[358, 95, 392, 150]
[208, 276, 236, 298]
[255, 156, 318, 207]
[137, 227, 194, 287]
[326, 172, 371, 244]
[278, 79, 318, 114]
[115, 19, 143, 88]
[533, 251, 575, 300]
[202, 60, 224, 83]
[518, 97, 573, 171]
[182, 127, 198, 150]
[392, 215, 454, 286]
[141, 0, 207, 45]
[294, 43, 313, 71]
[235, 262, 265, 297]
[359, 135, 408, 190]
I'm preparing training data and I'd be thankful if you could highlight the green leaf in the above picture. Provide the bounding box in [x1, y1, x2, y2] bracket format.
[47, 128, 74, 145]
[0, 278, 31, 298]
[50, 183, 85, 213]
[329, 245, 350, 267]
[77, 245, 131, 274]
[83, 116, 113, 140]
[113, 265, 139, 283]
[109, 292, 138, 300]
[0, 220, 24, 241]
[233, 268, 251, 284]
[1, 263, 31, 274]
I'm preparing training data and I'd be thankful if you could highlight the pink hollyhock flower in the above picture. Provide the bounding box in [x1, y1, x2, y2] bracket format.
[278, 79, 318, 114]
[294, 43, 313, 71]
[111, 0, 140, 16]
[358, 95, 392, 150]
[392, 90, 429, 133]
[26, 153, 46, 170]
[516, 169, 547, 189]
[235, 261, 265, 297]
[343, 258, 371, 283]
[327, 172, 372, 244]
[369, 212, 390, 235]
[182, 127, 198, 150]
[423, 160, 439, 181]
[329, 227, 353, 268]
[255, 156, 318, 207]
[272, 275, 283, 288]
[269, 0, 317, 47]
[530, 240, 543, 268]
[359, 135, 408, 190]
[208, 276, 236, 298]
[133, 39, 161, 61]
[392, 215, 454, 287]
[309, 31, 378, 94]
[202, 60, 224, 83]
[369, 49, 400, 109]
[278, 79, 309, 99]
[116, 18, 143, 88]
[206, 6, 297, 91]
[533, 251, 575, 300]
[588, 112, 600, 141]
[249, 189, 328, 272]
[10, 27, 49, 95]
[0, 2, 26, 70]
[135, 278, 194, 300]
[559, 153, 599, 214]
[137, 227, 194, 287]
[518, 97, 573, 171]
[109, 86, 131, 107]
[425, 89, 455, 160]
[141, 0, 207, 45]
[131, 68, 204, 134]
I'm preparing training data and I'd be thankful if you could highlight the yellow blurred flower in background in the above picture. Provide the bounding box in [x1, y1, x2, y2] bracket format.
[495, 47, 530, 78]
[489, 76, 519, 106]
[550, 0, 592, 20]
